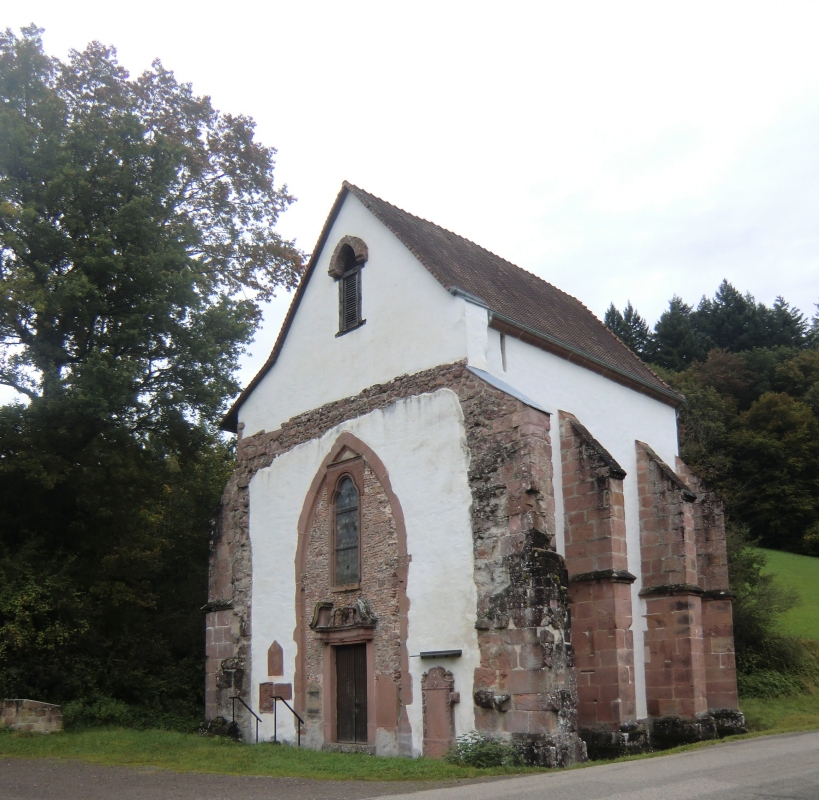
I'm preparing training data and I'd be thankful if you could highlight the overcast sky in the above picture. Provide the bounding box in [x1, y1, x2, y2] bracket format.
[6, 2, 819, 392]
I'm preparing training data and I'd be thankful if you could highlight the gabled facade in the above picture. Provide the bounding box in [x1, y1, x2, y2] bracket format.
[206, 184, 744, 764]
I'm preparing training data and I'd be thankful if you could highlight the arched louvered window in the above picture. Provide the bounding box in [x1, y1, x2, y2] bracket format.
[340, 269, 360, 330]
[328, 237, 367, 335]
[336, 244, 362, 333]
[335, 475, 360, 585]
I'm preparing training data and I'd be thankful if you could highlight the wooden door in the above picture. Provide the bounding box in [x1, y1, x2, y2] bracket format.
[336, 643, 367, 743]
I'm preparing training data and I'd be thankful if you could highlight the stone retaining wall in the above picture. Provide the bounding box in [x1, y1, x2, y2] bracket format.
[1, 699, 63, 733]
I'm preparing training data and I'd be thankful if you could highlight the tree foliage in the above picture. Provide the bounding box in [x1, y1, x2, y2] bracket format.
[0, 25, 301, 431]
[0, 27, 302, 725]
[605, 281, 819, 553]
[607, 280, 819, 692]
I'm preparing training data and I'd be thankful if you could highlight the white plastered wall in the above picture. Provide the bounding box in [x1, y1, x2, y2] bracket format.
[239, 194, 472, 437]
[482, 321, 680, 719]
[249, 389, 479, 753]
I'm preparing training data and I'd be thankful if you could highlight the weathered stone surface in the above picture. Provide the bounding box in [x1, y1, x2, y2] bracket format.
[676, 458, 742, 716]
[0, 699, 62, 734]
[560, 411, 637, 738]
[580, 723, 650, 760]
[422, 667, 456, 758]
[299, 456, 403, 753]
[208, 361, 584, 764]
[198, 715, 239, 739]
[637, 442, 708, 723]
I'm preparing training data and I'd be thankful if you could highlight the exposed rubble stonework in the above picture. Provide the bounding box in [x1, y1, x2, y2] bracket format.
[463, 389, 585, 768]
[559, 412, 646, 758]
[298, 455, 404, 755]
[208, 360, 741, 760]
[208, 361, 585, 764]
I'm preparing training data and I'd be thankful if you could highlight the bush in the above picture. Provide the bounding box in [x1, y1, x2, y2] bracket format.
[61, 695, 201, 732]
[445, 731, 522, 768]
[737, 670, 807, 699]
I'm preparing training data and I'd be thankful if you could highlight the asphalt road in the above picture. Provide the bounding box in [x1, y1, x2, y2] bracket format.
[375, 731, 819, 800]
[1, 731, 817, 800]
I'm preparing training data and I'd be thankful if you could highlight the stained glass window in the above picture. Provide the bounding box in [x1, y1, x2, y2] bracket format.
[335, 476, 359, 585]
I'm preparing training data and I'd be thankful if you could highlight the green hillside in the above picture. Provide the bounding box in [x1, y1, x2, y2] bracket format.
[759, 548, 819, 641]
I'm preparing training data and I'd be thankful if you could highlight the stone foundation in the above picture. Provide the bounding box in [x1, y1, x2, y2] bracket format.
[1, 699, 63, 733]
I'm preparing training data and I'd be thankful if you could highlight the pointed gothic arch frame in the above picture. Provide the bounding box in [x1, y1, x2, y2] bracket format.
[293, 431, 413, 749]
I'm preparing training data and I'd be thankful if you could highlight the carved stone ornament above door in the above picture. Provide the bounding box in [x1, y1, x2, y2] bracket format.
[309, 597, 377, 632]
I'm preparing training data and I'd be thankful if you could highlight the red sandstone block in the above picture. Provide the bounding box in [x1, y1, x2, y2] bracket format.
[577, 701, 599, 725]
[569, 558, 596, 577]
[508, 670, 547, 695]
[474, 707, 502, 733]
[502, 628, 539, 646]
[563, 496, 588, 514]
[529, 711, 557, 735]
[503, 710, 531, 734]
[513, 694, 544, 711]
[644, 670, 671, 689]
[473, 667, 497, 689]
[659, 699, 683, 717]
[513, 408, 548, 428]
[596, 703, 615, 724]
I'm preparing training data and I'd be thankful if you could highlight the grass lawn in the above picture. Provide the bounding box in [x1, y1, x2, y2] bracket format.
[759, 548, 819, 640]
[740, 690, 819, 734]
[0, 727, 536, 781]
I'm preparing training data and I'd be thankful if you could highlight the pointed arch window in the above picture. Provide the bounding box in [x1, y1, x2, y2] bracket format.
[334, 475, 360, 585]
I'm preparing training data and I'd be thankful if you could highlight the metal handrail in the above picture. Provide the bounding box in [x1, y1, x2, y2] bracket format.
[230, 695, 261, 744]
[273, 695, 304, 747]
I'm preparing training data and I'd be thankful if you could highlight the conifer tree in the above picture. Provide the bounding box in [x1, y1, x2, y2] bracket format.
[603, 301, 653, 360]
[652, 296, 707, 371]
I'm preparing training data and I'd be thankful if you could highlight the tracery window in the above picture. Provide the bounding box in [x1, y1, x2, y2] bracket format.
[334, 475, 360, 585]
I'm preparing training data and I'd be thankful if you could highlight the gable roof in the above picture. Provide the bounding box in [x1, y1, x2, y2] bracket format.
[222, 182, 680, 432]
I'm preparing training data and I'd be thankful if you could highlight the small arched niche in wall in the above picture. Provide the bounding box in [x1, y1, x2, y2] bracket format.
[328, 236, 368, 335]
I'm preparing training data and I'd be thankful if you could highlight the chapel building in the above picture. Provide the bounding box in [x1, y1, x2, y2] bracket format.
[205, 183, 745, 764]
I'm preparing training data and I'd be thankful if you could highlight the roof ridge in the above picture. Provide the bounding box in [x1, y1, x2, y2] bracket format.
[222, 181, 681, 432]
[346, 183, 674, 393]
[347, 182, 560, 288]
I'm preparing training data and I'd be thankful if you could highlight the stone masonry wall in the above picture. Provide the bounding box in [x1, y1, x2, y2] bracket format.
[301, 461, 402, 753]
[636, 442, 708, 724]
[675, 459, 741, 718]
[1, 700, 63, 733]
[559, 412, 638, 748]
[462, 384, 585, 767]
[209, 362, 585, 764]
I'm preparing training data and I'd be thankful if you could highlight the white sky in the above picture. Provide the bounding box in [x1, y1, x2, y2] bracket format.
[5, 2, 819, 395]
